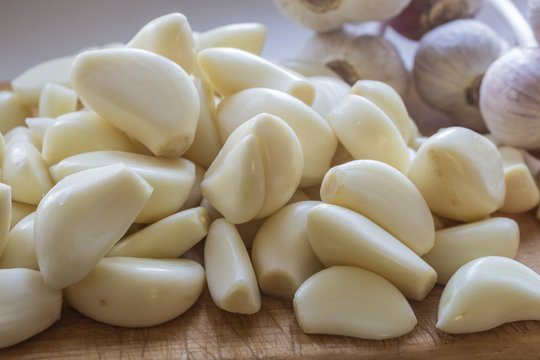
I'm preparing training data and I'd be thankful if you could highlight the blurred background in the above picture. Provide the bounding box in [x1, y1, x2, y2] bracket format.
[0, 0, 529, 81]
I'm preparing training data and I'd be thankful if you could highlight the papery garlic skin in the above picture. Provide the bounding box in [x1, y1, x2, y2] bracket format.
[293, 266, 417, 340]
[423, 218, 519, 284]
[320, 160, 435, 256]
[407, 127, 505, 222]
[70, 48, 200, 158]
[414, 19, 505, 133]
[480, 47, 540, 150]
[272, 0, 411, 32]
[0, 268, 62, 348]
[34, 164, 153, 289]
[437, 256, 540, 334]
[64, 257, 205, 327]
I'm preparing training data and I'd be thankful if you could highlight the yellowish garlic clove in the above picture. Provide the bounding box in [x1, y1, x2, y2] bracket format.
[38, 83, 78, 119]
[299, 30, 409, 97]
[437, 256, 540, 334]
[0, 268, 62, 348]
[50, 150, 195, 223]
[414, 19, 505, 133]
[179, 163, 205, 211]
[64, 257, 205, 327]
[432, 213, 445, 230]
[349, 80, 411, 144]
[252, 201, 324, 300]
[24, 117, 56, 151]
[2, 141, 53, 205]
[308, 75, 350, 117]
[10, 201, 36, 229]
[126, 13, 195, 73]
[107, 207, 209, 258]
[70, 48, 200, 158]
[293, 266, 417, 340]
[480, 47, 540, 150]
[204, 219, 261, 314]
[307, 203, 437, 300]
[272, 0, 411, 32]
[0, 184, 11, 258]
[0, 212, 37, 270]
[423, 218, 519, 284]
[11, 55, 74, 106]
[320, 160, 435, 256]
[197, 47, 315, 105]
[41, 111, 140, 165]
[326, 94, 411, 174]
[0, 91, 32, 134]
[407, 127, 505, 222]
[202, 113, 303, 223]
[182, 78, 223, 169]
[279, 59, 341, 79]
[34, 164, 153, 289]
[216, 88, 336, 187]
[498, 146, 540, 214]
[195, 22, 267, 55]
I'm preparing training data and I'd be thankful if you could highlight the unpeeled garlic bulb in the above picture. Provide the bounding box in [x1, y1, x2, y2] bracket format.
[293, 266, 417, 339]
[437, 256, 540, 333]
[480, 47, 540, 150]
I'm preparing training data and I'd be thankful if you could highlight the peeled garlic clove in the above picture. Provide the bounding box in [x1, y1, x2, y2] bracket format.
[308, 203, 437, 300]
[0, 91, 32, 134]
[0, 213, 38, 270]
[326, 94, 410, 174]
[10, 201, 36, 229]
[38, 83, 78, 118]
[25, 117, 56, 150]
[71, 48, 200, 158]
[437, 256, 540, 334]
[179, 163, 205, 211]
[216, 88, 336, 187]
[205, 219, 261, 314]
[321, 160, 435, 256]
[0, 268, 62, 348]
[350, 80, 411, 144]
[0, 184, 11, 258]
[407, 127, 505, 222]
[64, 257, 205, 327]
[35, 163, 152, 289]
[279, 59, 341, 79]
[273, 0, 411, 32]
[414, 19, 505, 133]
[299, 30, 409, 97]
[4, 126, 40, 149]
[498, 146, 540, 213]
[423, 218, 519, 284]
[11, 55, 74, 106]
[480, 47, 540, 150]
[308, 76, 350, 117]
[127, 13, 195, 73]
[182, 78, 223, 169]
[107, 207, 209, 258]
[294, 266, 417, 340]
[197, 47, 315, 105]
[41, 111, 140, 165]
[202, 113, 303, 223]
[51, 150, 195, 223]
[2, 142, 53, 205]
[252, 201, 324, 300]
[196, 22, 267, 55]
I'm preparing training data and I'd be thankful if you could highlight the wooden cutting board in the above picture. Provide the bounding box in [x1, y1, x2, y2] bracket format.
[2, 82, 540, 359]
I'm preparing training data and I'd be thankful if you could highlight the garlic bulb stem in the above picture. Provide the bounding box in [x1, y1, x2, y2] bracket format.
[485, 0, 537, 47]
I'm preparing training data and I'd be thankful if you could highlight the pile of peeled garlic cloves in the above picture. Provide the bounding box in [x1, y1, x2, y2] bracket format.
[2, 0, 540, 349]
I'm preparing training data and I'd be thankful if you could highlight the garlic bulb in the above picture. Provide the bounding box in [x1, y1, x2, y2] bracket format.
[299, 29, 409, 97]
[480, 47, 540, 150]
[389, 0, 483, 40]
[272, 0, 411, 33]
[413, 19, 505, 133]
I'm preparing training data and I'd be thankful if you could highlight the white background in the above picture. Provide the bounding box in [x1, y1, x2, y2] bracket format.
[0, 0, 530, 81]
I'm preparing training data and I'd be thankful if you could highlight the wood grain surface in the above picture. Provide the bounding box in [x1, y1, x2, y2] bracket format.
[2, 82, 540, 359]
